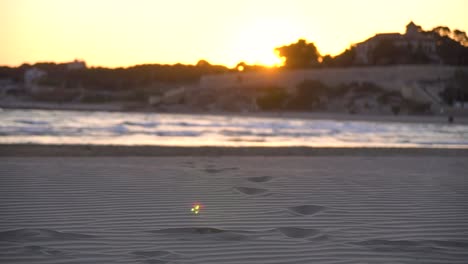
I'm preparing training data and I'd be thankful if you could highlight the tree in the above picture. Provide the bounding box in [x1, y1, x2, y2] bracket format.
[439, 70, 468, 105]
[256, 87, 289, 110]
[330, 47, 356, 67]
[234, 62, 271, 72]
[235, 62, 247, 72]
[275, 39, 321, 69]
[320, 55, 334, 67]
[453, 30, 468, 47]
[196, 59, 211, 67]
[286, 80, 329, 110]
[432, 26, 451, 37]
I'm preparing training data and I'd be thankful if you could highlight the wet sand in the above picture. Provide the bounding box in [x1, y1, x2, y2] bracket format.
[2, 144, 468, 157]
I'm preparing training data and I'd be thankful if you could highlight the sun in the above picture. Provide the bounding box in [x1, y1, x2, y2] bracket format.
[257, 51, 284, 67]
[232, 18, 305, 67]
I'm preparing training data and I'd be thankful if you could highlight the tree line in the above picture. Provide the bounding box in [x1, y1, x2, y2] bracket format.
[0, 61, 230, 91]
[275, 25, 468, 69]
[0, 23, 466, 92]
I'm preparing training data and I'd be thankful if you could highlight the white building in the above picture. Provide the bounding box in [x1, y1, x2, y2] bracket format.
[354, 22, 440, 65]
[66, 59, 87, 71]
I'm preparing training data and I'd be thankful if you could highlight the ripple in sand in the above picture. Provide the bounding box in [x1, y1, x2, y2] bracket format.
[247, 176, 273, 183]
[288, 205, 325, 215]
[144, 259, 168, 264]
[149, 227, 250, 241]
[132, 250, 172, 258]
[355, 239, 468, 252]
[234, 186, 268, 195]
[152, 227, 227, 234]
[131, 250, 181, 264]
[0, 228, 95, 242]
[431, 240, 468, 248]
[277, 227, 320, 239]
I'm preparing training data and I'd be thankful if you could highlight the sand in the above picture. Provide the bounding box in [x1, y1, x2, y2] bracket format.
[1, 154, 468, 264]
[3, 144, 468, 157]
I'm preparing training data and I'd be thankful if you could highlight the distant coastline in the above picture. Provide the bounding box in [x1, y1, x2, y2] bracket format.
[1, 22, 467, 117]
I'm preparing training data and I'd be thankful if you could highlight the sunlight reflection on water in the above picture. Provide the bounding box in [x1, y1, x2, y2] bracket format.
[1, 109, 467, 148]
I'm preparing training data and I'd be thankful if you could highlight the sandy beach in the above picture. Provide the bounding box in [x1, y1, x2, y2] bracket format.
[1, 148, 468, 264]
[2, 144, 468, 157]
[2, 1, 468, 263]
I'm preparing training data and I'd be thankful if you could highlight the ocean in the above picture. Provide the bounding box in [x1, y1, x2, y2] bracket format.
[1, 109, 467, 148]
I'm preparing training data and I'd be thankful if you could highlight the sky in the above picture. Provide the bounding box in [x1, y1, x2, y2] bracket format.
[1, 0, 467, 68]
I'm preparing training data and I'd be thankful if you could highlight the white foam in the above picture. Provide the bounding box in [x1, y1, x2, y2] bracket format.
[1, 109, 468, 148]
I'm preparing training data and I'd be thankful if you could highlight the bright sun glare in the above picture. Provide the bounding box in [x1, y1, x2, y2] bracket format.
[233, 18, 304, 67]
[2, 0, 467, 68]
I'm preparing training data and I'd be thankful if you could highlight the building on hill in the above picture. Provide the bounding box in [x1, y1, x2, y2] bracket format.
[354, 22, 440, 65]
[66, 59, 87, 71]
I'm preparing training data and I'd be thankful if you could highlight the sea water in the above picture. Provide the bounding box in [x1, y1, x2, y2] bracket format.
[1, 109, 468, 148]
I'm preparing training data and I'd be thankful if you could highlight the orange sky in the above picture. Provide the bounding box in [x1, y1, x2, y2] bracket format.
[1, 0, 467, 68]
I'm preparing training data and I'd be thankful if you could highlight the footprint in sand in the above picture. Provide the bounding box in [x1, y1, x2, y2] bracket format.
[288, 205, 325, 216]
[205, 167, 239, 174]
[0, 228, 95, 242]
[24, 245, 66, 256]
[247, 176, 273, 183]
[234, 186, 268, 195]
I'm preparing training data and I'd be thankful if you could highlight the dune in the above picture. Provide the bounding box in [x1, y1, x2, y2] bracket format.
[0, 155, 467, 263]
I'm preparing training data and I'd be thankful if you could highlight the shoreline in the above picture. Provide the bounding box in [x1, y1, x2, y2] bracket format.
[2, 104, 467, 125]
[2, 144, 468, 157]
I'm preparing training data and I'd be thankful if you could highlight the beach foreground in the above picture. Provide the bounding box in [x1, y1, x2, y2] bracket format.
[1, 154, 468, 264]
[3, 144, 468, 157]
